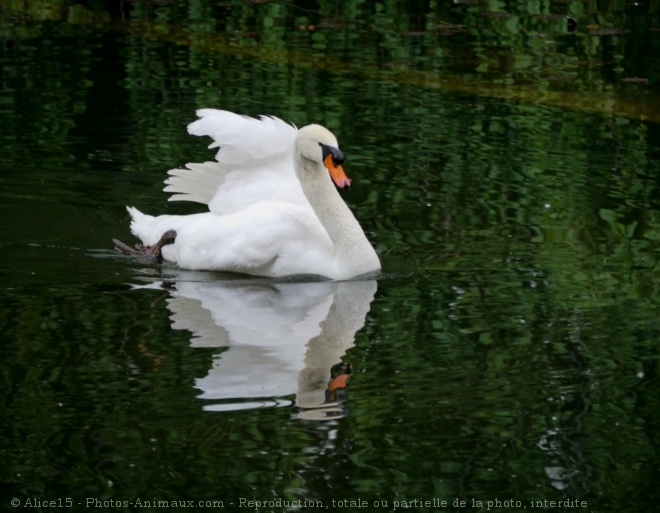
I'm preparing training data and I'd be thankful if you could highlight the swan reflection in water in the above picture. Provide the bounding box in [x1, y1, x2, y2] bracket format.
[145, 276, 377, 419]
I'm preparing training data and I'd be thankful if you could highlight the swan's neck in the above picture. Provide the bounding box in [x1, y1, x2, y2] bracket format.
[297, 157, 379, 275]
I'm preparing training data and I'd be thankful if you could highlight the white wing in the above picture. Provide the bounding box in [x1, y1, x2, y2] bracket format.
[163, 110, 302, 214]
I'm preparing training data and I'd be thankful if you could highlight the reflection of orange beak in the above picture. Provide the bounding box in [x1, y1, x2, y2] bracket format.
[324, 154, 351, 189]
[328, 373, 349, 392]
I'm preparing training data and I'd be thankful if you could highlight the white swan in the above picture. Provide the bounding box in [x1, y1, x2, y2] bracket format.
[116, 109, 381, 280]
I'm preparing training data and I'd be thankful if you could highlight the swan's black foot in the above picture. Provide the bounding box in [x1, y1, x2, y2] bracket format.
[113, 230, 177, 260]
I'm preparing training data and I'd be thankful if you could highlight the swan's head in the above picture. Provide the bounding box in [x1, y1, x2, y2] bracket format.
[296, 124, 351, 189]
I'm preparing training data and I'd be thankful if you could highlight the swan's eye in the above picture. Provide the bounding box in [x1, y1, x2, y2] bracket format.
[319, 142, 345, 167]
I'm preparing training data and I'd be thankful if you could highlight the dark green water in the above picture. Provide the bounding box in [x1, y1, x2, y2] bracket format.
[1, 1, 660, 512]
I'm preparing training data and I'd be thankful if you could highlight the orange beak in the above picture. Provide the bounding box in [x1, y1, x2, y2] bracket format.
[324, 154, 351, 189]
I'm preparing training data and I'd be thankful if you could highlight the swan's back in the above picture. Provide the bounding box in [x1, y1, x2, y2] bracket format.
[164, 110, 301, 213]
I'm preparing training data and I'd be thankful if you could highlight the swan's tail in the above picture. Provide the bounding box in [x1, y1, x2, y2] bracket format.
[112, 206, 155, 254]
[126, 206, 160, 246]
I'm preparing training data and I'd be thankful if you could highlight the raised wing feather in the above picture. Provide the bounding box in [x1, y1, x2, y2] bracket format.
[163, 110, 300, 211]
[189, 109, 297, 164]
[165, 162, 225, 205]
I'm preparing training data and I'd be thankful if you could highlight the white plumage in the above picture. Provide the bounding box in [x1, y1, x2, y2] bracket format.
[125, 109, 381, 280]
